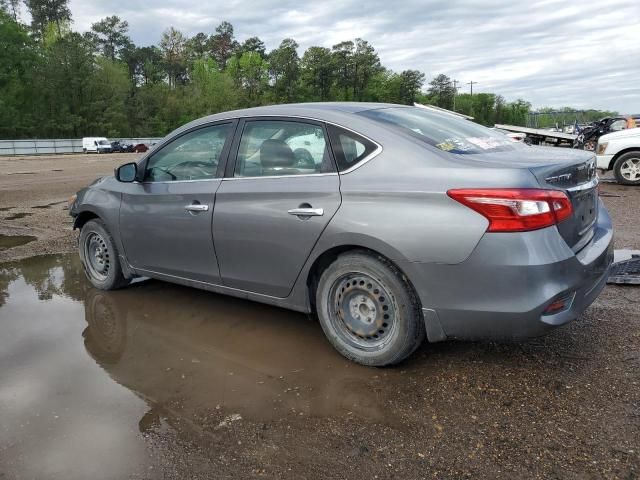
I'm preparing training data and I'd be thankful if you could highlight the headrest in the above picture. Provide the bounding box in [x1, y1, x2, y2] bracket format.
[260, 139, 295, 168]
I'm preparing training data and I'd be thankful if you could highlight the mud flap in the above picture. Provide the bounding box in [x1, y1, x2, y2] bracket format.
[422, 308, 447, 342]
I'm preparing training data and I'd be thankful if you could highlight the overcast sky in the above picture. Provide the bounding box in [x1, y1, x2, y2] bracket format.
[67, 0, 639, 113]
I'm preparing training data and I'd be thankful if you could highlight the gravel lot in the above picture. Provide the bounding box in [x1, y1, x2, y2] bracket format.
[0, 153, 638, 479]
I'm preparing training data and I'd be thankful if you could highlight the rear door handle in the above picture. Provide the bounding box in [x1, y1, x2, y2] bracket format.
[287, 207, 324, 217]
[185, 204, 209, 212]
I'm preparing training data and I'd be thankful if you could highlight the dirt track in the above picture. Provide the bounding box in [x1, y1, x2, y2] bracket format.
[0, 153, 135, 262]
[0, 153, 639, 479]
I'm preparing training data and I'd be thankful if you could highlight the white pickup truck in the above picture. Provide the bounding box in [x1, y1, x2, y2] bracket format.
[596, 128, 640, 185]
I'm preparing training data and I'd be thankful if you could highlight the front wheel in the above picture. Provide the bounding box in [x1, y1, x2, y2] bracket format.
[315, 251, 425, 366]
[613, 152, 640, 185]
[79, 219, 130, 290]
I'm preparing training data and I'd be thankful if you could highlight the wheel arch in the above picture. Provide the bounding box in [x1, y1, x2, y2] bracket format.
[609, 147, 640, 170]
[73, 210, 100, 230]
[305, 243, 422, 314]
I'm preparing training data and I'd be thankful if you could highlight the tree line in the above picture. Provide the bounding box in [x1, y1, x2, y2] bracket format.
[0, 0, 614, 139]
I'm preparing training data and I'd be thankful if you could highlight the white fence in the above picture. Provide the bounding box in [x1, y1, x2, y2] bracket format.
[0, 138, 163, 156]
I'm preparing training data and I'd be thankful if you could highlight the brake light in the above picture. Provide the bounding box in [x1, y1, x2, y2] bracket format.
[447, 188, 573, 232]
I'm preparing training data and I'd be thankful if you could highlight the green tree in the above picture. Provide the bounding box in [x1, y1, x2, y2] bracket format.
[228, 51, 268, 106]
[331, 40, 354, 100]
[351, 38, 381, 100]
[237, 36, 266, 59]
[86, 58, 130, 136]
[25, 0, 71, 37]
[136, 46, 164, 85]
[268, 38, 299, 102]
[159, 27, 187, 88]
[188, 58, 237, 116]
[35, 32, 95, 136]
[186, 32, 209, 60]
[300, 46, 333, 101]
[398, 69, 425, 105]
[208, 21, 238, 70]
[89, 15, 130, 61]
[0, 12, 38, 137]
[427, 73, 456, 109]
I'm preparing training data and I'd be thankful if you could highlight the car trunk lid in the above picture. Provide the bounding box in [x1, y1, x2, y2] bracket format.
[528, 154, 598, 252]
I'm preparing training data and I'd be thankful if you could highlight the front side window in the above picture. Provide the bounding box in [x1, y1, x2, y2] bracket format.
[144, 124, 231, 182]
[359, 107, 516, 155]
[234, 120, 333, 177]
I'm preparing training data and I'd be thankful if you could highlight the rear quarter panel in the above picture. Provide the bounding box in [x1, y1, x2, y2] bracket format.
[323, 139, 541, 265]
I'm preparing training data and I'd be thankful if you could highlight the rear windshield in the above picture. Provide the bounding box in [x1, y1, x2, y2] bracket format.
[359, 107, 516, 154]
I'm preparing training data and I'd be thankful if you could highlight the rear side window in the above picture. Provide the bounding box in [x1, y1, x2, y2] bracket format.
[234, 120, 334, 177]
[327, 125, 379, 172]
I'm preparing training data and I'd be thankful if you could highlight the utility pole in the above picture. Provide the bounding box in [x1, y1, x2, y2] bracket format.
[452, 79, 460, 111]
[467, 81, 478, 95]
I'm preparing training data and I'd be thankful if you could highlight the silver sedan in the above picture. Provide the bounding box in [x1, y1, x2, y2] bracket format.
[70, 103, 614, 366]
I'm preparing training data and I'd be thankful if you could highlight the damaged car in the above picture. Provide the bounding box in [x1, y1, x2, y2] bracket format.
[70, 103, 614, 366]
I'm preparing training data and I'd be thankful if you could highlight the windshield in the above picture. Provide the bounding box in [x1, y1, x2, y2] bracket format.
[98, 140, 110, 145]
[359, 107, 516, 154]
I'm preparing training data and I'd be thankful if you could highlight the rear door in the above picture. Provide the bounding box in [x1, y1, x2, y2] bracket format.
[119, 121, 235, 284]
[213, 117, 341, 297]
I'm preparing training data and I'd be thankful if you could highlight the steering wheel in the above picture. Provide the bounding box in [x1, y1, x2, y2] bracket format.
[293, 148, 315, 169]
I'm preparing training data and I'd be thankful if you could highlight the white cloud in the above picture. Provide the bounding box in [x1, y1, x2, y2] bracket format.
[68, 0, 640, 112]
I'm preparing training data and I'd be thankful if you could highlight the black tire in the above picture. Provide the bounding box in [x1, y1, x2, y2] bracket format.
[613, 151, 640, 185]
[79, 219, 130, 290]
[315, 251, 425, 366]
[82, 289, 127, 364]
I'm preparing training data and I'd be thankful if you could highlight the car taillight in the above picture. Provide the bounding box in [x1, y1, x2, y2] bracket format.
[447, 188, 573, 232]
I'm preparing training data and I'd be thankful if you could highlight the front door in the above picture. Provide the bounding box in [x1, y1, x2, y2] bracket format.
[119, 122, 234, 284]
[213, 118, 341, 297]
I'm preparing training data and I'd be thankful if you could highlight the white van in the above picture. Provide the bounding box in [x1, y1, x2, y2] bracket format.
[82, 137, 112, 154]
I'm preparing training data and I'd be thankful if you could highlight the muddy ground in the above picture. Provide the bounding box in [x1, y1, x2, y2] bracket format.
[0, 153, 639, 480]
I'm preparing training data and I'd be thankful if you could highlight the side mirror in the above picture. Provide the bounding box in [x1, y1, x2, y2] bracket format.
[115, 162, 137, 182]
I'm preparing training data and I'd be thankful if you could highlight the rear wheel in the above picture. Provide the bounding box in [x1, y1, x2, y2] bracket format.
[315, 251, 425, 366]
[79, 219, 130, 290]
[613, 151, 640, 185]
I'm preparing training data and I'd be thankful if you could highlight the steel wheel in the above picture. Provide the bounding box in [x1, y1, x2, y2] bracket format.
[83, 232, 110, 282]
[619, 157, 640, 182]
[328, 273, 398, 351]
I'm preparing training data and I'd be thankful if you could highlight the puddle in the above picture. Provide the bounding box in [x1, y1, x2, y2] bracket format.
[614, 249, 640, 263]
[5, 212, 33, 220]
[0, 254, 396, 478]
[0, 234, 36, 250]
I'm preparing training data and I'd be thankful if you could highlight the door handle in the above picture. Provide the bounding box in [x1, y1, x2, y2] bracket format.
[185, 204, 209, 212]
[287, 207, 324, 217]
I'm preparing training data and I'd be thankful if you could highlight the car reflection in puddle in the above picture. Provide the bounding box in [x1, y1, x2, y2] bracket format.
[81, 269, 388, 423]
[0, 254, 394, 478]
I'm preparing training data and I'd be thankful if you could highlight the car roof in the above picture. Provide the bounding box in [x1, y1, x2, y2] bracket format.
[183, 102, 408, 129]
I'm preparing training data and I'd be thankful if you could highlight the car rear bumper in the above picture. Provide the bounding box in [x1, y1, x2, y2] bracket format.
[404, 201, 614, 341]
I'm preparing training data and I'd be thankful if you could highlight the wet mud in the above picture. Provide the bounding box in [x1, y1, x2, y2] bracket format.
[1, 254, 639, 479]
